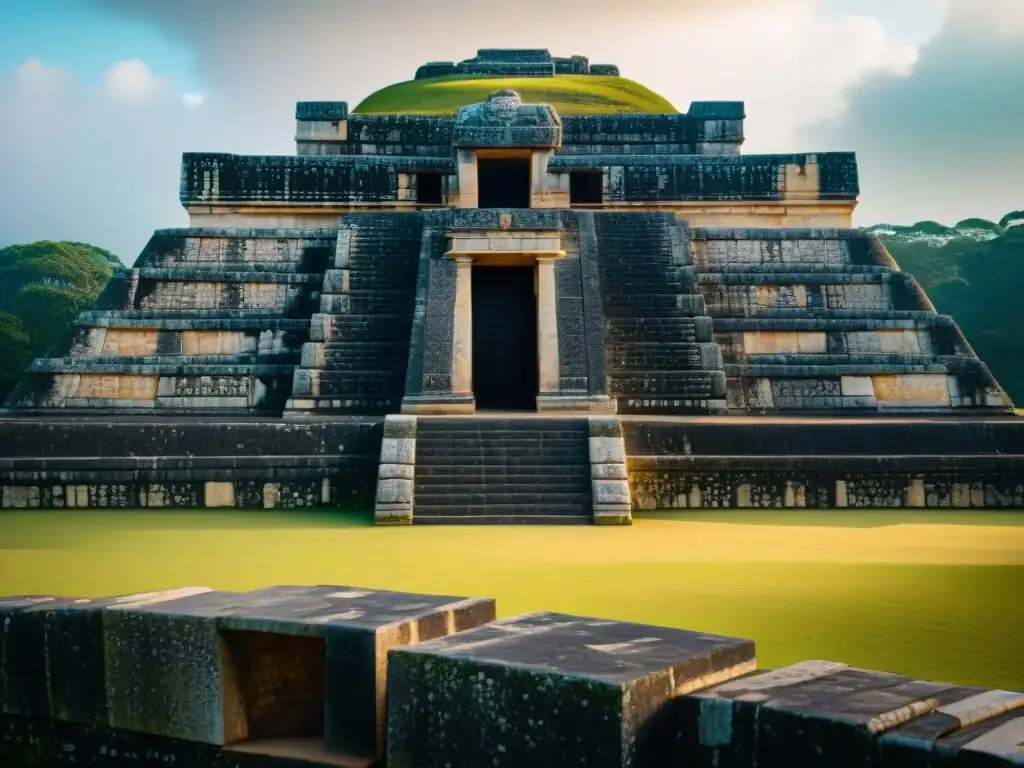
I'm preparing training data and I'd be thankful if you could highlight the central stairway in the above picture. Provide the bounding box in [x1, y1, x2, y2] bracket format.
[413, 419, 593, 524]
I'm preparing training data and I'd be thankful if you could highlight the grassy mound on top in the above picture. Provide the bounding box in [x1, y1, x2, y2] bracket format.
[354, 74, 677, 116]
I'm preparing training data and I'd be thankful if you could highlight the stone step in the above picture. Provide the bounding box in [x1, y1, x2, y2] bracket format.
[414, 502, 592, 517]
[415, 468, 592, 483]
[413, 514, 592, 525]
[609, 373, 723, 398]
[605, 319, 702, 344]
[615, 397, 727, 414]
[417, 434, 590, 446]
[415, 451, 591, 466]
[308, 381, 403, 398]
[608, 347, 705, 370]
[346, 274, 418, 292]
[414, 492, 593, 507]
[318, 359, 408, 375]
[416, 420, 589, 433]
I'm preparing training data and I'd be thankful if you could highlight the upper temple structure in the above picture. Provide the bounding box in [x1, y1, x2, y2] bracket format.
[2, 51, 1020, 521]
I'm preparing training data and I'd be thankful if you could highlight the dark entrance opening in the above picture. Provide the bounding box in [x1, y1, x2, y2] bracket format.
[220, 630, 326, 747]
[416, 173, 443, 204]
[472, 266, 538, 410]
[477, 158, 531, 209]
[570, 171, 603, 204]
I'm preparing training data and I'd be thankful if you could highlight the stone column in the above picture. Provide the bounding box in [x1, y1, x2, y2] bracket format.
[451, 257, 474, 399]
[374, 415, 417, 525]
[455, 150, 478, 209]
[588, 417, 632, 525]
[536, 257, 560, 401]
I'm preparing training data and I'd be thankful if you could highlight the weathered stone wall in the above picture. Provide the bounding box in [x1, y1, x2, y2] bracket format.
[7, 229, 332, 414]
[559, 103, 744, 156]
[0, 586, 497, 764]
[2, 586, 1019, 768]
[624, 418, 1024, 509]
[180, 154, 455, 207]
[0, 419, 383, 510]
[549, 152, 859, 201]
[691, 228, 1014, 413]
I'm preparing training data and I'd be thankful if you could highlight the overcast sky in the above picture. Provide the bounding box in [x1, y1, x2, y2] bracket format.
[0, 0, 1021, 260]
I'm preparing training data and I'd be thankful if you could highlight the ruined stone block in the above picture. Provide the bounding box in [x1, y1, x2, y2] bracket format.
[387, 612, 755, 768]
[880, 689, 1024, 766]
[667, 661, 981, 768]
[98, 585, 495, 761]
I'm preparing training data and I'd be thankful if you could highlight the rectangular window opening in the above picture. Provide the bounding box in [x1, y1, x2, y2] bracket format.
[570, 172, 603, 205]
[416, 173, 444, 205]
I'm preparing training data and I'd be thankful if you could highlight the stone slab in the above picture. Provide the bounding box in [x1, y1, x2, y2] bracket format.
[669, 660, 977, 768]
[386, 612, 755, 767]
[101, 585, 496, 759]
[881, 689, 1024, 767]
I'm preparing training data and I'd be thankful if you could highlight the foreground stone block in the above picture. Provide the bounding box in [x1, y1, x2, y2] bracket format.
[881, 689, 1024, 767]
[386, 612, 755, 767]
[668, 660, 1024, 768]
[1, 595, 78, 717]
[101, 585, 495, 761]
[1, 589, 212, 724]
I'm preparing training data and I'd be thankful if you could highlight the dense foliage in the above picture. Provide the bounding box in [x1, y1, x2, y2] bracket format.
[0, 241, 124, 400]
[354, 74, 678, 116]
[878, 219, 1024, 404]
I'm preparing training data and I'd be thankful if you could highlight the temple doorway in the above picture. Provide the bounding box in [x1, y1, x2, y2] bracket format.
[477, 158, 531, 209]
[472, 266, 538, 410]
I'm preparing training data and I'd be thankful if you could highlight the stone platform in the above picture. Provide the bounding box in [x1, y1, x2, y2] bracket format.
[1, 585, 1021, 767]
[1, 413, 1021, 516]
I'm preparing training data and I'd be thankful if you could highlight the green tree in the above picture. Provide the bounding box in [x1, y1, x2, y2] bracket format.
[0, 241, 124, 401]
[0, 312, 35, 400]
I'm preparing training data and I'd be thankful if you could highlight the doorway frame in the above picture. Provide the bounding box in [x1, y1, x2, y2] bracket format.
[469, 264, 540, 410]
[475, 150, 534, 210]
[445, 228, 564, 412]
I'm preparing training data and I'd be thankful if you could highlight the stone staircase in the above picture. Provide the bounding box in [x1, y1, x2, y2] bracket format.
[593, 212, 727, 414]
[412, 419, 594, 524]
[289, 214, 423, 414]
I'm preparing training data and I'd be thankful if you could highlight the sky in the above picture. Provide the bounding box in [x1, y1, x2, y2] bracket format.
[0, 0, 1021, 260]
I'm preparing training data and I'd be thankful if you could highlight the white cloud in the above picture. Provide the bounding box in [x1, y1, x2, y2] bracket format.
[0, 58, 230, 259]
[181, 92, 205, 108]
[803, 0, 1024, 225]
[12, 58, 75, 90]
[102, 58, 169, 101]
[636, 7, 920, 153]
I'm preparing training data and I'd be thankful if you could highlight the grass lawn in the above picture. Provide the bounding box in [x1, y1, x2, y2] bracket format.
[353, 74, 677, 116]
[1, 509, 1022, 689]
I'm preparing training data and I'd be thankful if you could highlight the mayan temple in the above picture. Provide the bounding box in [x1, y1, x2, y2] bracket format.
[2, 48, 1021, 519]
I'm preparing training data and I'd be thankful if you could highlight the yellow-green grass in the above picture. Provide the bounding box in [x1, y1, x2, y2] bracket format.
[1, 509, 1022, 688]
[354, 74, 677, 116]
